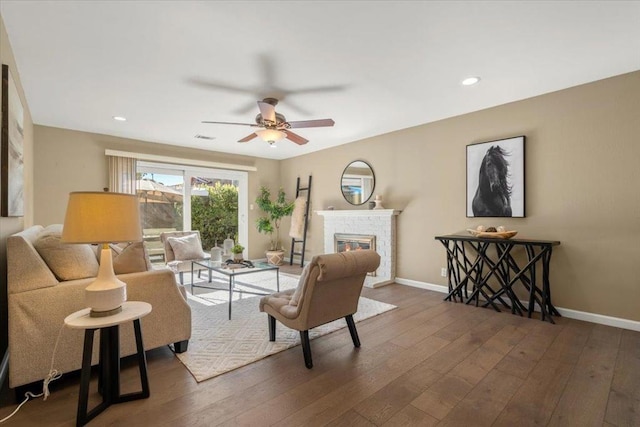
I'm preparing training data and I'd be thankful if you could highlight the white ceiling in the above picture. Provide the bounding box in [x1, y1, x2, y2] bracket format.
[2, 1, 639, 160]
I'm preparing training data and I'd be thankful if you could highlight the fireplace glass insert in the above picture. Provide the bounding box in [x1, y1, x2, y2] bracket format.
[334, 233, 377, 276]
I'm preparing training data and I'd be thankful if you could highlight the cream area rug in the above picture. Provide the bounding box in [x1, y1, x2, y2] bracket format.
[175, 271, 396, 382]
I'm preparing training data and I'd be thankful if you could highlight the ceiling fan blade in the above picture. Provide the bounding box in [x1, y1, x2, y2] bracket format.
[284, 129, 309, 145]
[258, 53, 277, 88]
[232, 101, 260, 115]
[238, 133, 258, 143]
[276, 98, 310, 115]
[257, 101, 276, 123]
[286, 84, 348, 95]
[202, 121, 258, 127]
[187, 77, 254, 95]
[287, 118, 335, 129]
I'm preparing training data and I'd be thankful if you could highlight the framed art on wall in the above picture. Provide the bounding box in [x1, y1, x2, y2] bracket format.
[1, 64, 25, 217]
[466, 135, 525, 218]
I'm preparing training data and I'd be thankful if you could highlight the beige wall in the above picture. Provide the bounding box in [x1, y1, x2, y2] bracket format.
[33, 126, 281, 259]
[23, 58, 640, 323]
[1, 15, 34, 369]
[281, 71, 640, 322]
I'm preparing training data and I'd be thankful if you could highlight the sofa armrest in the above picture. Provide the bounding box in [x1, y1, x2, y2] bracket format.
[116, 269, 192, 349]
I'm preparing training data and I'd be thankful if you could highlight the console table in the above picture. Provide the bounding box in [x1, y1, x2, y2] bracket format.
[434, 234, 561, 323]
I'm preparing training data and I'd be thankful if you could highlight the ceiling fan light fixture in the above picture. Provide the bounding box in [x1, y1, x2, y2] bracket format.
[256, 129, 286, 144]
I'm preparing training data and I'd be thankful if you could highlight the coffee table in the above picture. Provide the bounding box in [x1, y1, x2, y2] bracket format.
[190, 260, 280, 319]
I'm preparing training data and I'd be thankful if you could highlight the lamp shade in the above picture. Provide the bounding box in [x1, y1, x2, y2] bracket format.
[62, 192, 142, 244]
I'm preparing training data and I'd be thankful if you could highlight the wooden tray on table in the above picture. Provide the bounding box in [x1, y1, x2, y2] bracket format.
[466, 229, 518, 239]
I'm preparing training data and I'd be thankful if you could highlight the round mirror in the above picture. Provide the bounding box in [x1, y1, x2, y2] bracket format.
[341, 160, 375, 205]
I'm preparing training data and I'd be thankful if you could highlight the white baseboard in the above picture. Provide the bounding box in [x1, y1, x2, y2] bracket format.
[553, 307, 640, 332]
[394, 277, 640, 332]
[395, 277, 449, 294]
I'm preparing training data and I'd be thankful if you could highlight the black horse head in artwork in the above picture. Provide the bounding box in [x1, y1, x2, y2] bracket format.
[472, 145, 512, 217]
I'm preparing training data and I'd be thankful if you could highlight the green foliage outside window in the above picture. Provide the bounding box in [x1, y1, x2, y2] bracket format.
[191, 182, 238, 250]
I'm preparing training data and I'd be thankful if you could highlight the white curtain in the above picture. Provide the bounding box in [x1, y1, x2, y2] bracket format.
[108, 156, 137, 194]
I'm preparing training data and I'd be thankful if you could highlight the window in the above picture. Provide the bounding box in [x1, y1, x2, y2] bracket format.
[137, 162, 248, 263]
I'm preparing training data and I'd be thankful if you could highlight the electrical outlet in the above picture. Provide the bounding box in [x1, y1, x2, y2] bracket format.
[441, 267, 447, 277]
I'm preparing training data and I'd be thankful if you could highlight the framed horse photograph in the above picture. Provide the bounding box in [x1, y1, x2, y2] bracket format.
[466, 135, 525, 218]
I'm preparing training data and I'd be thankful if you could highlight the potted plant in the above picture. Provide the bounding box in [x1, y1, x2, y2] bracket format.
[256, 186, 294, 265]
[231, 244, 245, 262]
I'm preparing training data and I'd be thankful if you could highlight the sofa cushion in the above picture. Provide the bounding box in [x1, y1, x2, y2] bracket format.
[167, 234, 206, 261]
[33, 225, 99, 281]
[94, 242, 151, 274]
[112, 242, 152, 273]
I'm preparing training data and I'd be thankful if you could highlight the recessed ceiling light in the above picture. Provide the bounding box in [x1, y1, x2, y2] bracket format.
[461, 77, 480, 86]
[112, 116, 127, 121]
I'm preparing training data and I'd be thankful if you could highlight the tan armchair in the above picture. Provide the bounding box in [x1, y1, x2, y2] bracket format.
[259, 250, 380, 368]
[160, 230, 210, 284]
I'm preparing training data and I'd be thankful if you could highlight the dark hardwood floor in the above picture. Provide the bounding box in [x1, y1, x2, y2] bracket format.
[1, 283, 638, 426]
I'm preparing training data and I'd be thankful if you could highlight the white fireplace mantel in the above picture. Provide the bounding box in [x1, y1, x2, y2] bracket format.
[316, 209, 401, 288]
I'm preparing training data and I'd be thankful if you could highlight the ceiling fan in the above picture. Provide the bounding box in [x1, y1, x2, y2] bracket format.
[202, 98, 335, 145]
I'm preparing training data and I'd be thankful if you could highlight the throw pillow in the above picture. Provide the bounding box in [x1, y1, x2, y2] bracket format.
[290, 263, 312, 307]
[33, 225, 100, 281]
[95, 242, 151, 274]
[167, 234, 206, 261]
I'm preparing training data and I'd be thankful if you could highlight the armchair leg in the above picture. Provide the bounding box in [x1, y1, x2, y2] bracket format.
[300, 330, 313, 369]
[173, 340, 189, 353]
[179, 272, 184, 285]
[268, 315, 276, 342]
[345, 315, 360, 348]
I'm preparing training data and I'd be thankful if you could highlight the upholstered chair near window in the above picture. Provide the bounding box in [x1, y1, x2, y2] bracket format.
[259, 250, 380, 368]
[160, 231, 210, 284]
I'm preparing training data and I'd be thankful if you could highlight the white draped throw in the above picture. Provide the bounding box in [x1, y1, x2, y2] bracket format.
[289, 196, 307, 240]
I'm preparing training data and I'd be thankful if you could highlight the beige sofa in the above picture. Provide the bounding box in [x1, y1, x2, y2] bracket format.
[7, 225, 191, 389]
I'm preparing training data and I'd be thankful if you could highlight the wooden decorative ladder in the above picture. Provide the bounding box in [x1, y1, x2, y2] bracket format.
[289, 175, 312, 267]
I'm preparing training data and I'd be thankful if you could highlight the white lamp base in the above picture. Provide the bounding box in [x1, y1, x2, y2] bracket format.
[86, 247, 128, 317]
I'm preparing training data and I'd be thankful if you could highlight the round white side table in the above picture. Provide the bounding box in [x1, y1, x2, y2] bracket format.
[64, 301, 152, 427]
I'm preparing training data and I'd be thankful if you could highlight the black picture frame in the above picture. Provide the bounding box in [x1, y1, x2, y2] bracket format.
[466, 135, 525, 218]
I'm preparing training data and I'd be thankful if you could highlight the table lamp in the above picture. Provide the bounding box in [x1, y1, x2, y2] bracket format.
[62, 191, 142, 317]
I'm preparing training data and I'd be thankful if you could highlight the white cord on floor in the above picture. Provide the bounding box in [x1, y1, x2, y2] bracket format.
[0, 324, 66, 423]
[0, 391, 42, 423]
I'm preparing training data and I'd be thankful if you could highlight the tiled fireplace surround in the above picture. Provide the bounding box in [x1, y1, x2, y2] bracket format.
[316, 209, 401, 288]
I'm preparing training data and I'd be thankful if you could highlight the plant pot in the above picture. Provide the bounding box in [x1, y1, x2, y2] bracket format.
[266, 249, 285, 266]
[233, 253, 243, 262]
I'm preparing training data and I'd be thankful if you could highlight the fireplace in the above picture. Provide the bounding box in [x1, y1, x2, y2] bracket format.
[334, 233, 377, 276]
[318, 209, 400, 288]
